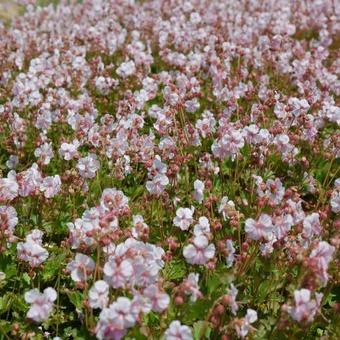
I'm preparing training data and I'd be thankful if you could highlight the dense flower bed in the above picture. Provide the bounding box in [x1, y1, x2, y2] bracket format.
[0, 0, 339, 339]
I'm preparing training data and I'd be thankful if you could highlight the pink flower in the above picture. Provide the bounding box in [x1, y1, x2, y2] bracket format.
[303, 213, 321, 239]
[96, 297, 137, 340]
[0, 205, 18, 239]
[89, 280, 109, 310]
[25, 287, 57, 323]
[173, 207, 194, 231]
[143, 284, 170, 312]
[59, 139, 80, 160]
[192, 179, 205, 203]
[183, 235, 215, 265]
[0, 170, 18, 202]
[77, 153, 100, 179]
[287, 289, 323, 323]
[235, 309, 258, 338]
[309, 241, 335, 285]
[40, 175, 61, 198]
[103, 258, 133, 288]
[17, 229, 48, 267]
[245, 214, 274, 241]
[67, 253, 95, 282]
[146, 174, 169, 195]
[183, 273, 202, 302]
[164, 320, 193, 340]
[116, 60, 136, 78]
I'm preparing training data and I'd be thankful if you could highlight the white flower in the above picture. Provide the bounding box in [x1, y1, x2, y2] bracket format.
[265, 178, 285, 205]
[100, 188, 129, 213]
[59, 139, 80, 160]
[226, 239, 236, 268]
[330, 182, 340, 213]
[96, 297, 137, 340]
[245, 214, 274, 241]
[164, 320, 193, 340]
[17, 229, 48, 267]
[183, 273, 202, 302]
[34, 142, 54, 165]
[287, 289, 323, 323]
[40, 175, 61, 198]
[89, 280, 109, 309]
[143, 284, 170, 312]
[218, 196, 236, 220]
[236, 309, 258, 338]
[6, 155, 19, 169]
[146, 174, 169, 195]
[131, 214, 149, 239]
[192, 179, 205, 203]
[273, 214, 293, 240]
[25, 287, 57, 323]
[226, 283, 239, 315]
[77, 153, 100, 179]
[0, 205, 18, 236]
[173, 207, 194, 231]
[103, 258, 133, 288]
[303, 213, 321, 238]
[193, 216, 210, 236]
[309, 241, 335, 285]
[0, 170, 18, 202]
[116, 60, 136, 78]
[183, 235, 215, 265]
[67, 253, 95, 282]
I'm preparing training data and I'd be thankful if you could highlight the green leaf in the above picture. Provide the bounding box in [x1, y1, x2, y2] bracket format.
[0, 294, 13, 314]
[4, 263, 17, 279]
[22, 272, 31, 285]
[0, 320, 11, 335]
[184, 299, 213, 322]
[66, 291, 84, 311]
[162, 260, 187, 281]
[193, 321, 211, 340]
[42, 253, 66, 282]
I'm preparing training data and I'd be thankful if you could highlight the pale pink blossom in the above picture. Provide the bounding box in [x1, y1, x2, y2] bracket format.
[164, 320, 193, 340]
[245, 214, 274, 241]
[287, 289, 323, 323]
[173, 207, 195, 231]
[59, 139, 80, 160]
[77, 153, 100, 179]
[40, 175, 61, 198]
[303, 213, 321, 239]
[25, 287, 57, 323]
[183, 273, 202, 302]
[143, 284, 170, 312]
[89, 280, 109, 310]
[67, 253, 95, 282]
[0, 171, 18, 202]
[192, 179, 205, 203]
[183, 235, 215, 265]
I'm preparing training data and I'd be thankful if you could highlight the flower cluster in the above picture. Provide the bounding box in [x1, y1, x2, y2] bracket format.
[0, 0, 338, 339]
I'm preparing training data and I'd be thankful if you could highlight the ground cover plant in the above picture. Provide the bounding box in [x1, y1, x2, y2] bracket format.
[0, 0, 339, 339]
